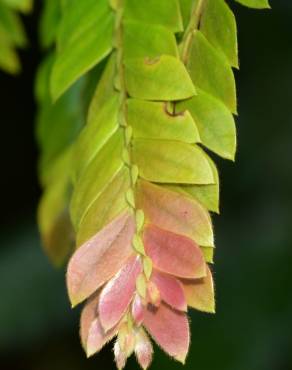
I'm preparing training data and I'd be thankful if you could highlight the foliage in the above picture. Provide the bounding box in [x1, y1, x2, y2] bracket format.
[4, 0, 268, 368]
[0, 0, 31, 73]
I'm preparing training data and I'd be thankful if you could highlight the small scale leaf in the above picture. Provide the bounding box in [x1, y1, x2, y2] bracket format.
[178, 89, 237, 160]
[67, 211, 135, 306]
[127, 99, 200, 143]
[151, 270, 187, 311]
[137, 180, 214, 246]
[182, 266, 215, 313]
[132, 139, 214, 185]
[125, 55, 196, 101]
[187, 31, 237, 113]
[70, 130, 124, 229]
[144, 224, 206, 279]
[123, 21, 178, 59]
[99, 256, 142, 331]
[200, 0, 238, 68]
[143, 303, 189, 363]
[124, 0, 183, 33]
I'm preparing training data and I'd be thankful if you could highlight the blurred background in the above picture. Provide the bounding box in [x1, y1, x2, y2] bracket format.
[0, 0, 291, 369]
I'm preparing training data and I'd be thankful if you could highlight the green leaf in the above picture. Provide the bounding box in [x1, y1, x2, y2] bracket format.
[73, 93, 120, 182]
[76, 168, 130, 246]
[124, 0, 183, 33]
[1, 0, 32, 13]
[179, 0, 194, 29]
[39, 0, 61, 49]
[0, 37, 20, 74]
[125, 55, 196, 101]
[38, 147, 74, 266]
[166, 154, 220, 213]
[128, 99, 200, 143]
[234, 0, 271, 9]
[200, 0, 238, 68]
[0, 2, 27, 46]
[201, 246, 214, 263]
[70, 130, 124, 229]
[178, 89, 237, 160]
[123, 21, 178, 59]
[51, 0, 114, 100]
[132, 139, 214, 184]
[187, 30, 237, 113]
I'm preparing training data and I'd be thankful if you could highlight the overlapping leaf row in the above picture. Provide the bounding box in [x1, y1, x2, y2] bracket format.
[37, 0, 269, 368]
[0, 0, 32, 73]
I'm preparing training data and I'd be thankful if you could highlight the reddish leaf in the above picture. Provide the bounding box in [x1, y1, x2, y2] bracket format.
[182, 266, 215, 313]
[144, 224, 206, 279]
[137, 180, 214, 247]
[143, 303, 189, 363]
[114, 340, 127, 370]
[151, 270, 187, 311]
[86, 317, 118, 357]
[99, 256, 142, 331]
[135, 329, 153, 370]
[80, 293, 99, 350]
[67, 211, 135, 306]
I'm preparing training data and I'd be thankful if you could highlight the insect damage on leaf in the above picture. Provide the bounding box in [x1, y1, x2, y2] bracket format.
[35, 0, 270, 368]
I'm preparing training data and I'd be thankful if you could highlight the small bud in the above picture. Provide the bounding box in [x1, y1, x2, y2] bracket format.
[122, 149, 130, 165]
[136, 273, 147, 298]
[143, 256, 153, 280]
[133, 235, 145, 255]
[126, 189, 135, 208]
[135, 209, 144, 232]
[125, 126, 133, 146]
[131, 165, 139, 184]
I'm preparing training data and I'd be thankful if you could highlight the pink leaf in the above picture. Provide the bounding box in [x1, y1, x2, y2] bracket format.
[99, 256, 142, 332]
[132, 293, 145, 326]
[151, 270, 187, 311]
[137, 180, 214, 246]
[86, 317, 118, 358]
[114, 340, 127, 370]
[182, 266, 215, 313]
[80, 293, 99, 350]
[143, 303, 190, 363]
[67, 211, 135, 306]
[144, 224, 206, 279]
[135, 329, 153, 370]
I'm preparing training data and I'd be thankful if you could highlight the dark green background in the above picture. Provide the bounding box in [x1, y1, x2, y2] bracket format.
[0, 0, 291, 369]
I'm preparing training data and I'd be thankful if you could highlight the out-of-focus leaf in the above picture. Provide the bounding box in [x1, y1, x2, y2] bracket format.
[70, 130, 124, 229]
[1, 0, 32, 13]
[234, 0, 271, 9]
[39, 0, 61, 49]
[0, 2, 26, 46]
[76, 168, 130, 246]
[51, 0, 114, 100]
